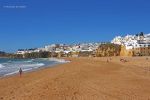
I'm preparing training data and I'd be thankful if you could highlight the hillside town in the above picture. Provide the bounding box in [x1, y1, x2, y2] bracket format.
[111, 32, 150, 56]
[16, 43, 105, 58]
[1, 32, 150, 58]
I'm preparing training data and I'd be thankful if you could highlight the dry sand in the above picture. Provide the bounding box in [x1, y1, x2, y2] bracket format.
[0, 57, 150, 100]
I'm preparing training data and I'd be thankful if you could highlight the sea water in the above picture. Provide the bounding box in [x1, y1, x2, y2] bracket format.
[0, 58, 69, 77]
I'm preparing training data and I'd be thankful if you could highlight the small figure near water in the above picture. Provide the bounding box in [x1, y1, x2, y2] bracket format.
[19, 68, 23, 77]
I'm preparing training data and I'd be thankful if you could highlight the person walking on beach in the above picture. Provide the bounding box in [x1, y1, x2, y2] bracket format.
[19, 68, 23, 77]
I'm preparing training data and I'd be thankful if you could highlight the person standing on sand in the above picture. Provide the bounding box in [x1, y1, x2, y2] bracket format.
[110, 57, 112, 60]
[107, 59, 109, 63]
[19, 68, 23, 77]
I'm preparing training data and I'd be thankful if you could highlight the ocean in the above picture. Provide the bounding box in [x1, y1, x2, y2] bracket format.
[0, 58, 68, 77]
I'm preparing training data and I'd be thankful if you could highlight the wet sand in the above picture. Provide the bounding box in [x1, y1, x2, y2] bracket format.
[0, 57, 150, 100]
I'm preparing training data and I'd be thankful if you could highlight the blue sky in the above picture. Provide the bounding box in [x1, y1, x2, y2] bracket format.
[0, 0, 150, 52]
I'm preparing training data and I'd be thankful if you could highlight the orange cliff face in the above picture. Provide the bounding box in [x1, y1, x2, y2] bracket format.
[120, 46, 133, 56]
[96, 44, 121, 57]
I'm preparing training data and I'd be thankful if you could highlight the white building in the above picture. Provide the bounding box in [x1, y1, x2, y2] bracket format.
[112, 33, 150, 56]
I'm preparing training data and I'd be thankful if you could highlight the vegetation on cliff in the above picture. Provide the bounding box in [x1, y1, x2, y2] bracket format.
[96, 43, 121, 57]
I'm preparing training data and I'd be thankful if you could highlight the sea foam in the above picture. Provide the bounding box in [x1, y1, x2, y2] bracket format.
[22, 63, 45, 67]
[0, 58, 68, 77]
[0, 64, 5, 68]
[48, 58, 71, 63]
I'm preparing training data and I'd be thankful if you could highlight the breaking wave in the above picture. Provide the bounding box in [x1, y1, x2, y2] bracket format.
[0, 64, 5, 68]
[0, 58, 68, 77]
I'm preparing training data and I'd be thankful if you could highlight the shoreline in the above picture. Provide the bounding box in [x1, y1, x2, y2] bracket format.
[0, 58, 70, 78]
[0, 57, 150, 100]
[0, 62, 67, 80]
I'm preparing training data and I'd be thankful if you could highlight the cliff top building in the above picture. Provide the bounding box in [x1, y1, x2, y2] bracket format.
[111, 33, 150, 56]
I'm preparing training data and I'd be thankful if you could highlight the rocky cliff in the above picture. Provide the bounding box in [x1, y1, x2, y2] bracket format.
[96, 43, 121, 57]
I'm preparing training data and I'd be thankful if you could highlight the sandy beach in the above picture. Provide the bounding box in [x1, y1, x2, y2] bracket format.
[0, 57, 150, 100]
